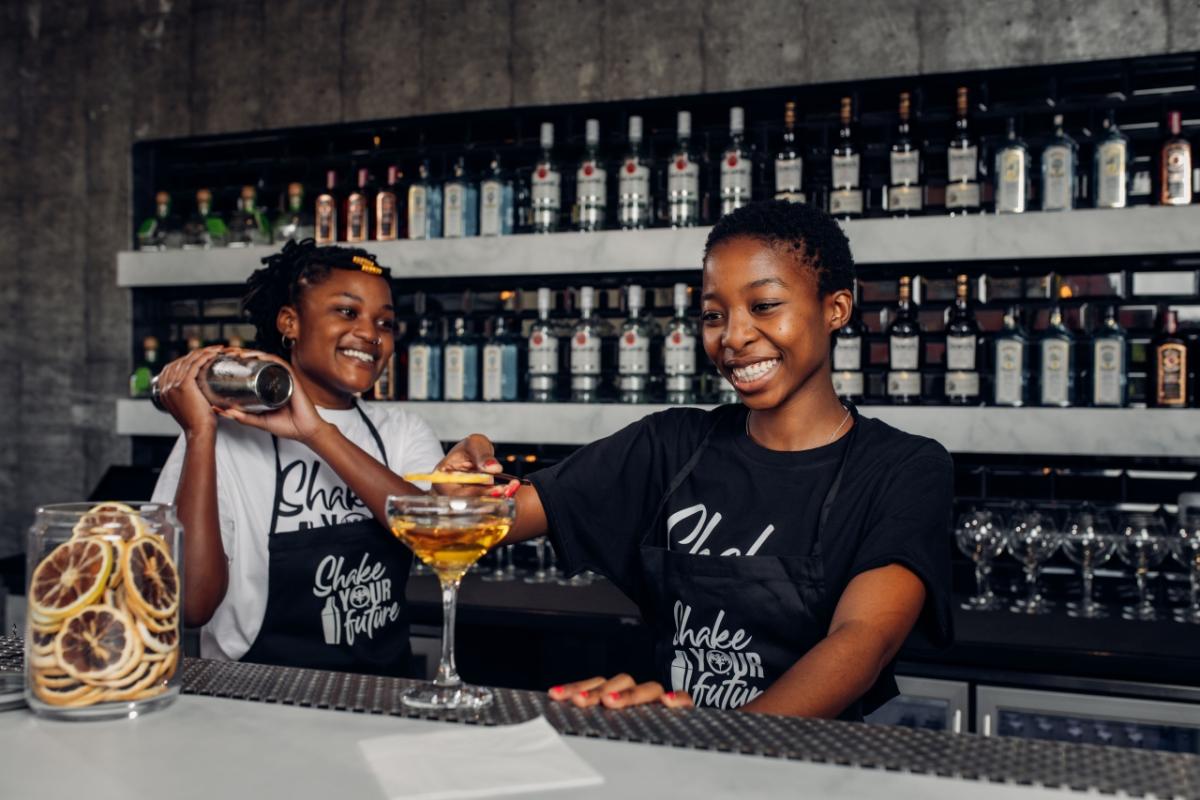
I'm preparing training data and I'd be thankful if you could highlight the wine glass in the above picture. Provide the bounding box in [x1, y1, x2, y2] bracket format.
[479, 544, 517, 582]
[1006, 507, 1061, 615]
[1116, 512, 1168, 622]
[1168, 511, 1200, 624]
[523, 536, 557, 584]
[954, 508, 1006, 610]
[387, 494, 514, 710]
[1062, 504, 1117, 619]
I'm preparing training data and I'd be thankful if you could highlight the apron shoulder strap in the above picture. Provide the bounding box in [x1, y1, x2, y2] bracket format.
[268, 433, 285, 536]
[353, 402, 390, 468]
[649, 407, 734, 547]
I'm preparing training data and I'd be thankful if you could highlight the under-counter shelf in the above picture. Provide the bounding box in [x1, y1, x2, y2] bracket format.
[116, 206, 1200, 288]
[115, 398, 1200, 457]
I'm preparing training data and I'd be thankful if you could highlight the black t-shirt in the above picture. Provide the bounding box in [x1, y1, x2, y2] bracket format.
[529, 404, 954, 706]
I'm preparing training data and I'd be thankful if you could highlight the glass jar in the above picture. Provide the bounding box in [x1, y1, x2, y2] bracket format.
[25, 502, 183, 720]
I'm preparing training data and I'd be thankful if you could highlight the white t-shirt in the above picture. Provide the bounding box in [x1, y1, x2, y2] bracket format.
[151, 403, 444, 661]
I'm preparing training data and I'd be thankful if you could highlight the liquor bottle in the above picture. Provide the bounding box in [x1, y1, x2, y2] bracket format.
[1041, 114, 1077, 212]
[443, 157, 479, 239]
[479, 154, 514, 236]
[1160, 110, 1193, 206]
[528, 287, 560, 402]
[945, 86, 981, 215]
[617, 284, 660, 403]
[829, 96, 862, 220]
[345, 168, 374, 243]
[774, 101, 804, 203]
[888, 91, 923, 216]
[129, 336, 160, 398]
[1090, 305, 1127, 407]
[1150, 307, 1189, 408]
[714, 372, 739, 404]
[886, 276, 921, 404]
[137, 191, 182, 250]
[407, 294, 442, 402]
[531, 122, 561, 234]
[407, 160, 443, 240]
[831, 281, 864, 404]
[315, 170, 339, 245]
[443, 316, 479, 402]
[993, 307, 1029, 407]
[482, 316, 521, 402]
[372, 336, 401, 401]
[618, 116, 652, 230]
[183, 188, 227, 248]
[668, 110, 701, 228]
[273, 182, 315, 244]
[995, 118, 1030, 214]
[375, 166, 401, 241]
[664, 282, 697, 404]
[227, 185, 271, 247]
[570, 286, 609, 402]
[720, 106, 752, 216]
[1038, 305, 1075, 407]
[1093, 111, 1128, 210]
[944, 274, 981, 405]
[576, 118, 607, 232]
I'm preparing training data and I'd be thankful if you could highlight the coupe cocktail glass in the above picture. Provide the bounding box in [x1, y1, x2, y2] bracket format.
[955, 509, 1006, 610]
[1063, 504, 1116, 619]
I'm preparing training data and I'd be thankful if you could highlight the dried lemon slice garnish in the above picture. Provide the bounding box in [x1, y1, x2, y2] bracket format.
[403, 472, 495, 485]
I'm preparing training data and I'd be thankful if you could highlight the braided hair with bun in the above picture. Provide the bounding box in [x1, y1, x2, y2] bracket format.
[241, 238, 393, 358]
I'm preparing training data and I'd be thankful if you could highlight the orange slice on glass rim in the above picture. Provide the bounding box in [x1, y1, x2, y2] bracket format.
[121, 537, 180, 620]
[29, 538, 113, 622]
[403, 472, 495, 485]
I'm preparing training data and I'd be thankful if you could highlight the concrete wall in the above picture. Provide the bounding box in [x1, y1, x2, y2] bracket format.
[0, 0, 1197, 555]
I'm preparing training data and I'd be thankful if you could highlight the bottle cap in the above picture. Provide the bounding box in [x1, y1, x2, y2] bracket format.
[386, 166, 398, 185]
[629, 115, 643, 142]
[537, 286, 553, 311]
[673, 282, 689, 309]
[579, 286, 595, 310]
[326, 169, 337, 188]
[241, 185, 256, 200]
[784, 101, 796, 128]
[729, 106, 745, 134]
[155, 191, 170, 206]
[1168, 110, 1182, 135]
[287, 182, 304, 196]
[956, 87, 969, 116]
[1053, 114, 1064, 128]
[898, 92, 911, 121]
[627, 284, 644, 312]
[540, 122, 554, 149]
[840, 97, 852, 125]
[677, 111, 691, 138]
[585, 119, 600, 145]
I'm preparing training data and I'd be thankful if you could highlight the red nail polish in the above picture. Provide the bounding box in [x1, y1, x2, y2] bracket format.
[579, 690, 589, 698]
[549, 685, 563, 695]
[608, 692, 621, 701]
[665, 691, 676, 700]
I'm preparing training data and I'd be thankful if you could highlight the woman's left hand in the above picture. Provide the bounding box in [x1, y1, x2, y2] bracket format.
[548, 674, 694, 711]
[214, 348, 332, 445]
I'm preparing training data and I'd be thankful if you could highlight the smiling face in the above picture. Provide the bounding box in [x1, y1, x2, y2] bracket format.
[701, 236, 851, 411]
[276, 268, 396, 407]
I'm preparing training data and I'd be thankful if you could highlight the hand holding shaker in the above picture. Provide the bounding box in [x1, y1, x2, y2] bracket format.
[152, 354, 294, 413]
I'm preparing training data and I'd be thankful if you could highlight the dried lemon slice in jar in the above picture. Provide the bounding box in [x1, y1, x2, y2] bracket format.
[28, 539, 113, 623]
[54, 604, 138, 683]
[403, 472, 496, 485]
[121, 536, 180, 621]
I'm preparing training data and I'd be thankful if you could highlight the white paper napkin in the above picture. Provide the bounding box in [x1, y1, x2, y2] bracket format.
[358, 715, 604, 800]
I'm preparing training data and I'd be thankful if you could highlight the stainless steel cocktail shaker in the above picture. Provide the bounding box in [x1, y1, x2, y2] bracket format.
[152, 355, 293, 413]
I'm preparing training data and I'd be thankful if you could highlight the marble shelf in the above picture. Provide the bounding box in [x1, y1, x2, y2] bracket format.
[116, 206, 1200, 288]
[116, 399, 1200, 457]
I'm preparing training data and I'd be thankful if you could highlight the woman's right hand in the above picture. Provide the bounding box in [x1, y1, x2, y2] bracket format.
[433, 434, 518, 496]
[153, 345, 226, 436]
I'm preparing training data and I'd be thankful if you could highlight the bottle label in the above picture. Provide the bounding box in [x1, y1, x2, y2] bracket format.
[775, 159, 803, 193]
[1040, 340, 1071, 405]
[945, 371, 979, 398]
[577, 163, 607, 199]
[315, 193, 337, 244]
[890, 151, 920, 186]
[946, 335, 977, 371]
[443, 184, 466, 238]
[1042, 144, 1073, 211]
[890, 335, 919, 370]
[482, 344, 518, 402]
[888, 185, 923, 212]
[1165, 143, 1192, 203]
[408, 344, 431, 400]
[997, 150, 1027, 212]
[664, 330, 696, 375]
[945, 181, 980, 209]
[887, 371, 920, 398]
[668, 157, 700, 197]
[346, 192, 368, 242]
[1092, 339, 1124, 406]
[618, 330, 650, 375]
[570, 331, 601, 376]
[528, 331, 559, 375]
[831, 154, 860, 189]
[832, 336, 861, 371]
[479, 180, 508, 236]
[1096, 141, 1127, 208]
[407, 186, 427, 239]
[1157, 343, 1187, 405]
[720, 152, 752, 195]
[618, 161, 650, 199]
[376, 191, 398, 240]
[994, 340, 1025, 406]
[948, 146, 978, 183]
[444, 344, 478, 401]
[832, 371, 864, 398]
[829, 189, 863, 216]
[532, 166, 561, 208]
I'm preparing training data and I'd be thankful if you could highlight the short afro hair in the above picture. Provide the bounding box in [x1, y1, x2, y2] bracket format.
[703, 200, 855, 297]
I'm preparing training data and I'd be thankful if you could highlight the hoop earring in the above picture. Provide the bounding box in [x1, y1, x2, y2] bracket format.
[282, 334, 295, 350]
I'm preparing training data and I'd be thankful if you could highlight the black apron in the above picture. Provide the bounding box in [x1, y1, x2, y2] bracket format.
[241, 403, 413, 676]
[638, 403, 886, 721]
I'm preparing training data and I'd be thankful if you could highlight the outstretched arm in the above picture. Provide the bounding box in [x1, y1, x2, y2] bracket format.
[435, 433, 549, 543]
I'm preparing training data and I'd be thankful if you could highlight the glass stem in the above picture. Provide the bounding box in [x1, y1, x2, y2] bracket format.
[974, 561, 988, 598]
[1081, 567, 1094, 608]
[1135, 565, 1149, 611]
[434, 576, 461, 688]
[1191, 560, 1200, 613]
[1025, 561, 1040, 604]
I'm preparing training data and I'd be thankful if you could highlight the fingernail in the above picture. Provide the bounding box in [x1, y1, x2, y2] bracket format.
[579, 690, 589, 699]
[664, 691, 676, 700]
[487, 489, 503, 497]
[608, 692, 621, 701]
[484, 458, 499, 468]
[549, 685, 563, 696]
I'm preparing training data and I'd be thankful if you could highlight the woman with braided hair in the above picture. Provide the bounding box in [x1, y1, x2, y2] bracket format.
[151, 239, 443, 675]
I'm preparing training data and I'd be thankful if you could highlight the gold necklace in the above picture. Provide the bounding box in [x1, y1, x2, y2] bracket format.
[746, 407, 852, 447]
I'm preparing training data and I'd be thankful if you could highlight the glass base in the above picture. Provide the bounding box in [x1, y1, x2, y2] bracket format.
[401, 682, 492, 711]
[1174, 607, 1200, 624]
[557, 571, 595, 587]
[480, 569, 516, 582]
[524, 570, 560, 584]
[961, 593, 1003, 611]
[1067, 600, 1109, 619]
[27, 684, 180, 721]
[1121, 604, 1159, 622]
[1011, 597, 1054, 615]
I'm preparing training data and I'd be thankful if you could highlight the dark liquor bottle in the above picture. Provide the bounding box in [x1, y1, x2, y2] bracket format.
[1038, 305, 1075, 407]
[945, 86, 981, 215]
[886, 276, 921, 404]
[182, 188, 227, 249]
[831, 280, 864, 404]
[1150, 307, 1189, 408]
[375, 166, 401, 241]
[315, 170, 339, 245]
[129, 336, 160, 398]
[992, 306, 1029, 407]
[888, 91, 923, 216]
[774, 101, 804, 204]
[829, 96, 862, 220]
[345, 168, 373, 243]
[227, 185, 271, 247]
[273, 182, 315, 243]
[1160, 110, 1193, 206]
[1090, 305, 1127, 407]
[944, 274, 981, 405]
[136, 191, 182, 250]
